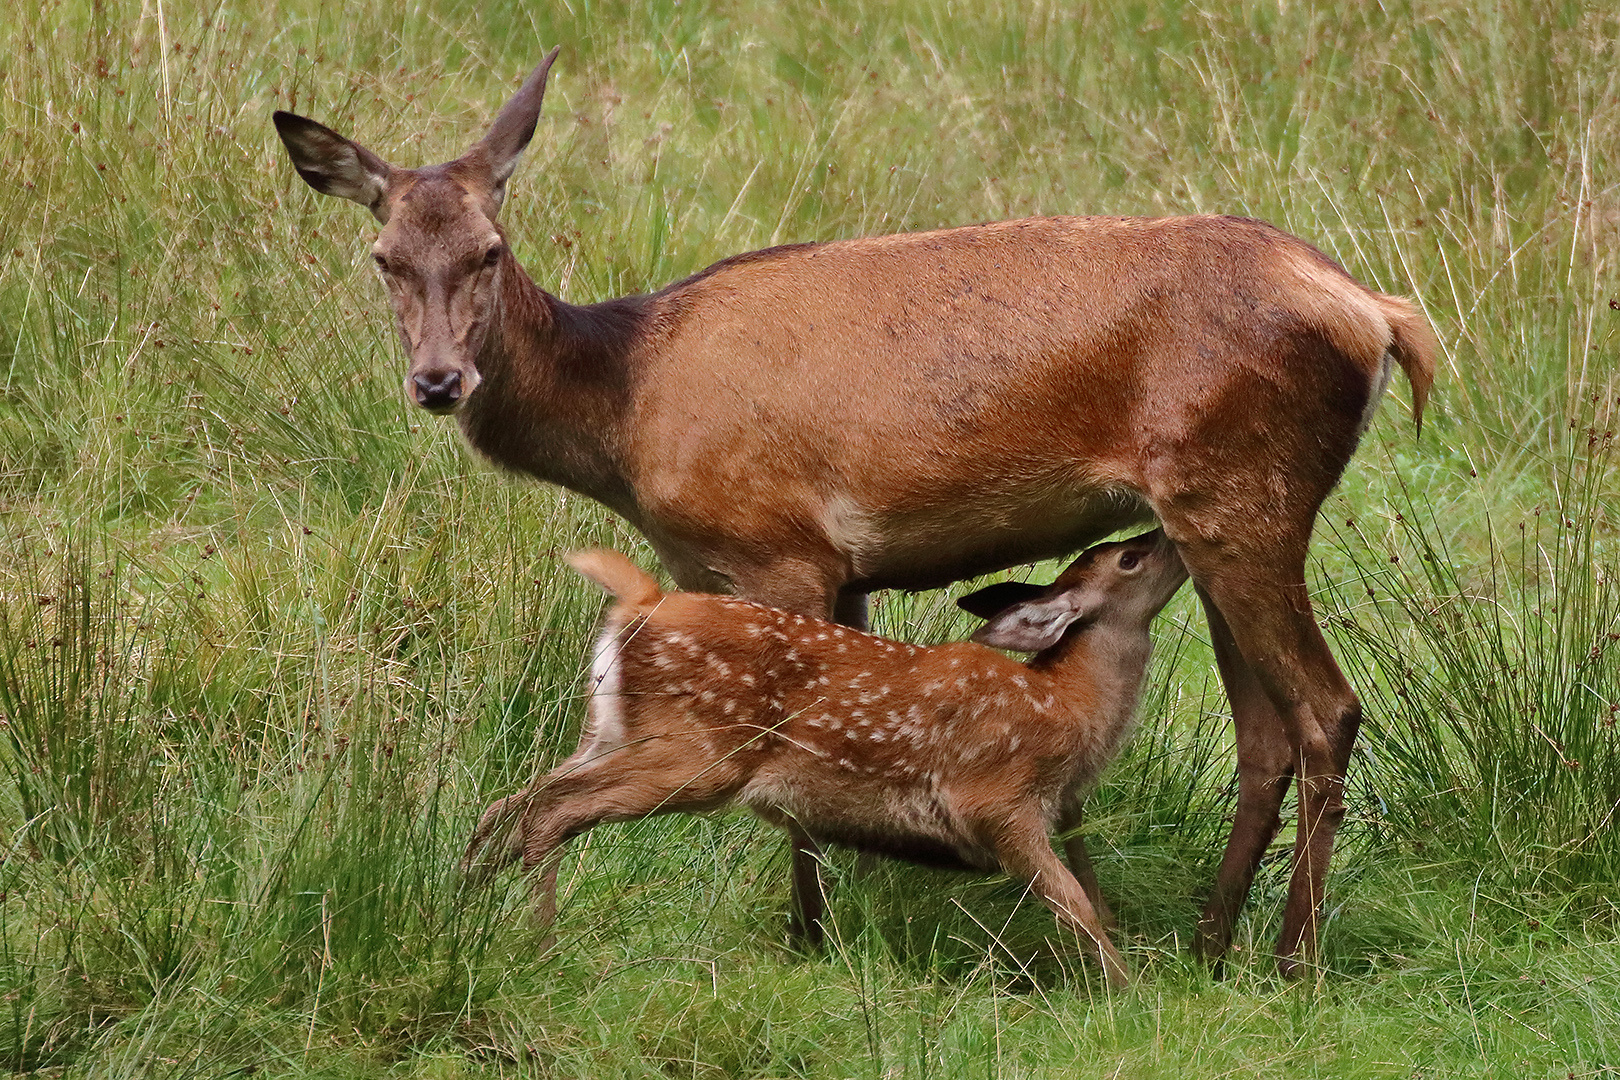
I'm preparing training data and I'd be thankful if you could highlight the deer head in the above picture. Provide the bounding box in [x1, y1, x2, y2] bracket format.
[957, 530, 1187, 652]
[273, 47, 561, 414]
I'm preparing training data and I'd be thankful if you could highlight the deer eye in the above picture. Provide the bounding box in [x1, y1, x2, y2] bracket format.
[1118, 552, 1140, 570]
[372, 252, 390, 272]
[482, 245, 503, 268]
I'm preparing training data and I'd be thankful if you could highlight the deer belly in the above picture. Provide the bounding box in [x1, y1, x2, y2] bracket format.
[740, 774, 1000, 872]
[842, 485, 1156, 592]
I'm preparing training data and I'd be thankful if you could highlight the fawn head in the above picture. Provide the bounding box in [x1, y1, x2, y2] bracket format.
[273, 48, 561, 414]
[956, 530, 1187, 652]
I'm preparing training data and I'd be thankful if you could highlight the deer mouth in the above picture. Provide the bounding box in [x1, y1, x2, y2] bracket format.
[415, 395, 463, 415]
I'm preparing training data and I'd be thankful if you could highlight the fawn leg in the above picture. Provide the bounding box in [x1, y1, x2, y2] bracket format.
[1055, 791, 1116, 931]
[474, 741, 748, 936]
[995, 826, 1129, 989]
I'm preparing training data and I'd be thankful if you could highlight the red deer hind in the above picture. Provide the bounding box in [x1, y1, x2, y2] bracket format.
[274, 47, 1438, 977]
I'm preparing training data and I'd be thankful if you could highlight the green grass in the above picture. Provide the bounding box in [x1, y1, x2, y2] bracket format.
[1, 0, 1618, 1075]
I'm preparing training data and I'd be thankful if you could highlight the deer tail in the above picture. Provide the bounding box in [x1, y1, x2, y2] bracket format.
[565, 548, 665, 608]
[1374, 294, 1440, 436]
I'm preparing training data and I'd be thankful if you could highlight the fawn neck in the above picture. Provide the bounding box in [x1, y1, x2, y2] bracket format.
[1031, 619, 1156, 732]
[456, 254, 647, 521]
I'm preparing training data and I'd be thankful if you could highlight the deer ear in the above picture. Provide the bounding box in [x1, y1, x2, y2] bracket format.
[273, 112, 394, 221]
[478, 46, 561, 200]
[956, 581, 1048, 620]
[969, 592, 1086, 652]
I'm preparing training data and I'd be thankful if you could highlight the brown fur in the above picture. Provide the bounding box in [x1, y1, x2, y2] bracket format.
[276, 52, 1442, 976]
[465, 532, 1189, 988]
[565, 549, 663, 608]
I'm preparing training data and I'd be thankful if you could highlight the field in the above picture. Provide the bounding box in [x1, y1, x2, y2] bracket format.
[1, 0, 1619, 1075]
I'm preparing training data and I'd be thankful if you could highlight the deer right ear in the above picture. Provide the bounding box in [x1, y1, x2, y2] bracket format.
[956, 581, 1048, 620]
[273, 112, 394, 222]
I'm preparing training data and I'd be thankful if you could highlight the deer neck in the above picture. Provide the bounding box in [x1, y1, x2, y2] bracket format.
[455, 255, 646, 524]
[1030, 621, 1155, 753]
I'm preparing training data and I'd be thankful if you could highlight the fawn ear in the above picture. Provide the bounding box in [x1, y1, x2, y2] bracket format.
[956, 581, 1048, 620]
[970, 590, 1088, 652]
[273, 112, 394, 221]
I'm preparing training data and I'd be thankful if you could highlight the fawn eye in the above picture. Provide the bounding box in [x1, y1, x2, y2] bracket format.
[1118, 552, 1140, 570]
[482, 245, 503, 268]
[372, 252, 390, 272]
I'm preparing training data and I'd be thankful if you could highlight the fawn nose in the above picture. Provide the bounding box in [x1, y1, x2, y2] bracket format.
[412, 370, 463, 411]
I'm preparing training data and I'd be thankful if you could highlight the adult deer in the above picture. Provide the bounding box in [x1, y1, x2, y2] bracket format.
[274, 48, 1437, 977]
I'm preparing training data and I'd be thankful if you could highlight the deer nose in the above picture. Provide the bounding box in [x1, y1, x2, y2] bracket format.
[412, 370, 463, 411]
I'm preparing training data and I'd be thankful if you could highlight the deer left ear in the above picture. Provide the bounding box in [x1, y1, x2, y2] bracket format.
[972, 592, 1088, 650]
[475, 46, 561, 206]
[970, 592, 1086, 652]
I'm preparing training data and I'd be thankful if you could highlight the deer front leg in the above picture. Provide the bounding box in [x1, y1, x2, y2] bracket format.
[729, 558, 846, 948]
[995, 825, 1129, 989]
[832, 588, 870, 631]
[785, 829, 827, 949]
[1055, 791, 1117, 931]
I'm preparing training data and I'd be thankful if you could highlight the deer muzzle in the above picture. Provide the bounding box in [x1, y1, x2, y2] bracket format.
[410, 368, 464, 413]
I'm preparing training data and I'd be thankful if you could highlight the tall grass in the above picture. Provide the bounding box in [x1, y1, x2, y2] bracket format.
[0, 0, 1618, 1075]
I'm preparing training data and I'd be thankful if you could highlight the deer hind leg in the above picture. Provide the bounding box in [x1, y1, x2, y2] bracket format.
[994, 824, 1129, 989]
[1167, 530, 1360, 979]
[469, 741, 749, 936]
[1193, 586, 1296, 968]
[1055, 791, 1117, 931]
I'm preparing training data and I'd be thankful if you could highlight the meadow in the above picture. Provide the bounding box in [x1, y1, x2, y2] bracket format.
[1, 0, 1618, 1075]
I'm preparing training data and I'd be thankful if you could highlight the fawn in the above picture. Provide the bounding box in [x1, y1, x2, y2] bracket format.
[465, 530, 1188, 987]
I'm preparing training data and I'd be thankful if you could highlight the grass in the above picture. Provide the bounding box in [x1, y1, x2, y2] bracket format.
[1, 0, 1618, 1075]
